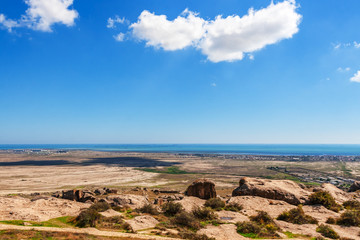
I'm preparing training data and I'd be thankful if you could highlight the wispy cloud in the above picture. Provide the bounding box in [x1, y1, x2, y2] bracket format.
[114, 32, 125, 42]
[337, 67, 350, 72]
[112, 0, 302, 63]
[0, 0, 78, 32]
[107, 16, 126, 28]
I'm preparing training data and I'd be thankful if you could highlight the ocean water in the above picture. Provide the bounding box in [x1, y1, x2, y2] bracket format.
[0, 144, 360, 155]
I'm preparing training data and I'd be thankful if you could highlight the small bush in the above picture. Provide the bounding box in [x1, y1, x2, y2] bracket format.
[316, 224, 339, 239]
[326, 217, 336, 224]
[135, 204, 159, 215]
[89, 202, 110, 212]
[309, 191, 342, 212]
[192, 207, 217, 221]
[162, 202, 183, 216]
[204, 198, 225, 211]
[121, 222, 134, 232]
[343, 200, 360, 210]
[277, 206, 318, 224]
[236, 221, 261, 234]
[171, 212, 201, 230]
[336, 210, 360, 227]
[224, 202, 243, 212]
[250, 211, 275, 225]
[75, 209, 101, 227]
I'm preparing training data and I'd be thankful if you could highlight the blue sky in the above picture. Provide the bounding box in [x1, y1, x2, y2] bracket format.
[0, 0, 360, 144]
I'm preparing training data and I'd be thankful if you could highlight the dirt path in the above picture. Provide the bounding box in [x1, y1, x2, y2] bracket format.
[0, 224, 180, 240]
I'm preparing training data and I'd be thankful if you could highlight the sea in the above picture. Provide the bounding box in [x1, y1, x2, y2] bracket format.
[0, 144, 360, 156]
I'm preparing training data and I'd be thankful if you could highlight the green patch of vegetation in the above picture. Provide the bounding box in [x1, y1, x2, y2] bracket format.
[236, 211, 280, 239]
[338, 162, 352, 178]
[179, 231, 216, 240]
[0, 220, 25, 226]
[89, 202, 110, 212]
[204, 198, 225, 211]
[75, 208, 101, 228]
[316, 224, 339, 239]
[171, 211, 201, 230]
[277, 205, 318, 224]
[309, 191, 342, 212]
[265, 173, 320, 186]
[336, 210, 360, 227]
[137, 166, 193, 174]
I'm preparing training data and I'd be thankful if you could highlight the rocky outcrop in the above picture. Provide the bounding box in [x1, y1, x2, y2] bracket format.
[185, 179, 216, 199]
[198, 224, 246, 240]
[321, 183, 350, 204]
[232, 177, 310, 205]
[106, 194, 149, 209]
[61, 190, 96, 203]
[126, 215, 159, 232]
[349, 181, 360, 192]
[175, 196, 205, 212]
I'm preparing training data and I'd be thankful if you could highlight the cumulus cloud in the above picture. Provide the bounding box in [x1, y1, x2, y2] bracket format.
[0, 0, 78, 32]
[0, 14, 19, 32]
[124, 0, 301, 62]
[350, 71, 360, 83]
[130, 9, 206, 51]
[107, 16, 126, 28]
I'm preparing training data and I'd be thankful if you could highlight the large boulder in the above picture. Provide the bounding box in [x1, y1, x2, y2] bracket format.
[185, 179, 216, 200]
[232, 177, 310, 205]
[62, 190, 83, 202]
[106, 194, 149, 209]
[349, 181, 360, 192]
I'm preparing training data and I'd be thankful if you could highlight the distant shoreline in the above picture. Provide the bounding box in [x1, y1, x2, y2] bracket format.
[1, 144, 360, 156]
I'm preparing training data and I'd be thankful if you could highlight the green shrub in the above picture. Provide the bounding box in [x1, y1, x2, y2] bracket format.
[309, 191, 342, 212]
[326, 217, 336, 224]
[192, 207, 217, 221]
[75, 209, 101, 227]
[336, 210, 360, 227]
[250, 211, 275, 225]
[277, 206, 318, 224]
[343, 200, 360, 210]
[204, 198, 225, 211]
[162, 202, 183, 216]
[171, 212, 201, 230]
[224, 202, 243, 212]
[89, 202, 110, 212]
[316, 224, 339, 239]
[236, 221, 261, 234]
[135, 204, 159, 215]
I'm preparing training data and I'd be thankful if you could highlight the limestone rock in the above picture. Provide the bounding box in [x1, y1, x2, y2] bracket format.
[349, 181, 360, 192]
[125, 215, 159, 231]
[185, 179, 216, 200]
[232, 177, 310, 205]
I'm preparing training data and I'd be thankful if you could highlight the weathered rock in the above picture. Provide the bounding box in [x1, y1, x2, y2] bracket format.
[198, 224, 246, 240]
[175, 196, 205, 212]
[81, 192, 96, 203]
[62, 190, 83, 201]
[185, 179, 216, 199]
[321, 183, 350, 204]
[106, 194, 149, 209]
[125, 215, 159, 231]
[232, 177, 310, 205]
[349, 181, 360, 192]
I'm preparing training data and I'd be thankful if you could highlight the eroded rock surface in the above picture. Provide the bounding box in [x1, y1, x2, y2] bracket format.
[232, 177, 310, 205]
[185, 179, 216, 200]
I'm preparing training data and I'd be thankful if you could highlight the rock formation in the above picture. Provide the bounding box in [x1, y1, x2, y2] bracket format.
[232, 177, 310, 205]
[349, 181, 360, 192]
[185, 178, 217, 199]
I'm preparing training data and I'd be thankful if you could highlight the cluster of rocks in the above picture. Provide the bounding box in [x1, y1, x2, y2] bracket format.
[53, 187, 118, 203]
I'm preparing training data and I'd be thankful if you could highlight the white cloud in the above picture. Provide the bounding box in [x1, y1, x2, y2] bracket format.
[350, 71, 360, 83]
[107, 16, 126, 28]
[0, 14, 19, 32]
[125, 1, 301, 62]
[211, 83, 217, 87]
[337, 67, 350, 72]
[248, 54, 255, 60]
[130, 9, 206, 51]
[354, 41, 360, 49]
[114, 32, 125, 42]
[0, 0, 78, 32]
